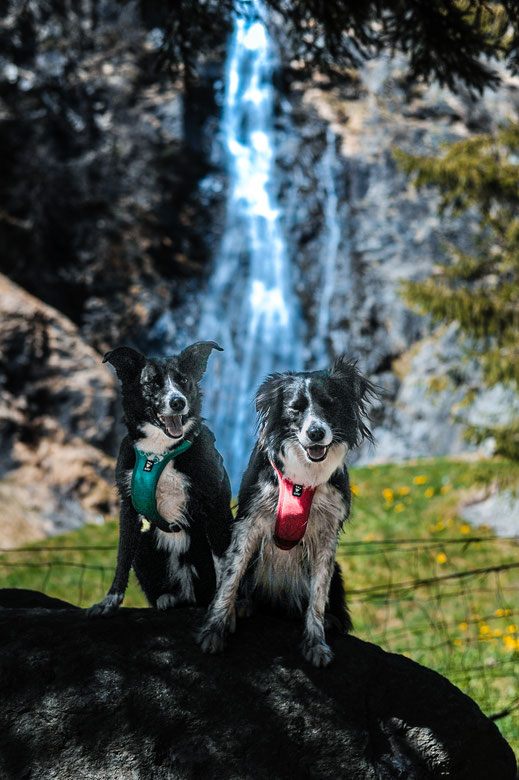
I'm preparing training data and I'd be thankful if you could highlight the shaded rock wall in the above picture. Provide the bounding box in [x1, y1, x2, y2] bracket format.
[0, 589, 516, 779]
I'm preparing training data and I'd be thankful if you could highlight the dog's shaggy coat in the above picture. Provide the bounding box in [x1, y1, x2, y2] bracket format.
[198, 357, 376, 666]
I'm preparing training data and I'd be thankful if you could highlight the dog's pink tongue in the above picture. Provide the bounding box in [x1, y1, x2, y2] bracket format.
[164, 415, 183, 438]
[272, 466, 316, 550]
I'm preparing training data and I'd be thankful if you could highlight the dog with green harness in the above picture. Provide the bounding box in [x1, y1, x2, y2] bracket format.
[87, 341, 234, 616]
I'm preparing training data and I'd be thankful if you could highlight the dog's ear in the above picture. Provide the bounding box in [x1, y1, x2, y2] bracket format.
[330, 356, 378, 445]
[255, 373, 285, 428]
[103, 346, 146, 382]
[177, 341, 223, 382]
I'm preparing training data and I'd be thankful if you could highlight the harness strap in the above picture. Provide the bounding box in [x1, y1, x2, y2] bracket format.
[131, 439, 193, 527]
[270, 462, 317, 550]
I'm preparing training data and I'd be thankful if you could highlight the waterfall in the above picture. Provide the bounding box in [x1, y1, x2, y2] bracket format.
[197, 2, 303, 491]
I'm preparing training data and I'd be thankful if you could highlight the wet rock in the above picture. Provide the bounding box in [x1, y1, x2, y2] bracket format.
[0, 590, 515, 780]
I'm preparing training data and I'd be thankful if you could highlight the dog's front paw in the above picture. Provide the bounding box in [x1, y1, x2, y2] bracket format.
[86, 592, 123, 618]
[301, 638, 334, 667]
[196, 623, 227, 654]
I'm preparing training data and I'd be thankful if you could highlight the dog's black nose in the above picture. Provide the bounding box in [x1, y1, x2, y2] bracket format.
[169, 396, 186, 413]
[307, 424, 326, 442]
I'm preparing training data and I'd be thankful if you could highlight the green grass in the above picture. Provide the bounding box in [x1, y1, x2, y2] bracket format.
[340, 457, 519, 756]
[0, 456, 518, 756]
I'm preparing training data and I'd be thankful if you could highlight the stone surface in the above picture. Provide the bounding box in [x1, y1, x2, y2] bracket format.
[460, 490, 519, 537]
[0, 589, 515, 780]
[0, 274, 117, 546]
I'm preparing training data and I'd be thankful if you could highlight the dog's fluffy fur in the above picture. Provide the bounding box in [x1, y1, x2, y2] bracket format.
[198, 356, 376, 666]
[87, 341, 233, 616]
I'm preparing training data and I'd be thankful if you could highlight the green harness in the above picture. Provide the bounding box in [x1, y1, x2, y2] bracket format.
[131, 439, 193, 527]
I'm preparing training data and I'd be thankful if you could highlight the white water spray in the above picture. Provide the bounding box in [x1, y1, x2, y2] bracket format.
[198, 3, 303, 490]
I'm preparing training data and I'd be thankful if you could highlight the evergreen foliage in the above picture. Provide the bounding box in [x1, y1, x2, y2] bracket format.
[395, 124, 519, 459]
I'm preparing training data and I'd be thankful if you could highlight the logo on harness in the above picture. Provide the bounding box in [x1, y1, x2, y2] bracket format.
[143, 459, 154, 472]
[292, 484, 303, 497]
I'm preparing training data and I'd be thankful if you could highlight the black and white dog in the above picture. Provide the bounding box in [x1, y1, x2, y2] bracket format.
[198, 356, 376, 666]
[87, 341, 233, 616]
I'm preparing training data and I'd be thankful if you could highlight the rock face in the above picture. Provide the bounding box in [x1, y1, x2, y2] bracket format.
[0, 589, 515, 780]
[0, 275, 117, 545]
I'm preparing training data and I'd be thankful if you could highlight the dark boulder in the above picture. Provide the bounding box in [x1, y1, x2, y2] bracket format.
[0, 589, 515, 780]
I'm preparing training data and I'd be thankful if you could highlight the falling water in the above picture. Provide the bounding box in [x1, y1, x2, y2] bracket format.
[197, 3, 303, 490]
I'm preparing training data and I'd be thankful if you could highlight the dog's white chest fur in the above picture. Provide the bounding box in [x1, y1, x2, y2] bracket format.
[247, 479, 346, 611]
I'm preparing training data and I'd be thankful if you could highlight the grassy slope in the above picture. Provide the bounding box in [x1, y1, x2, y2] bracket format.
[1, 457, 518, 755]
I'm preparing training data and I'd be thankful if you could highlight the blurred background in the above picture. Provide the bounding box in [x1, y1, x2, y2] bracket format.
[0, 0, 518, 754]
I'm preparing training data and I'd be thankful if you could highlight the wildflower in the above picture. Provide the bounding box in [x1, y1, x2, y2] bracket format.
[495, 608, 505, 617]
[363, 532, 375, 542]
[479, 624, 490, 635]
[436, 552, 447, 564]
[493, 628, 502, 637]
[382, 488, 394, 502]
[459, 622, 468, 631]
[440, 484, 452, 494]
[506, 624, 517, 634]
[351, 484, 359, 496]
[398, 486, 411, 496]
[453, 638, 463, 647]
[394, 503, 405, 513]
[480, 524, 489, 531]
[424, 487, 434, 498]
[436, 520, 445, 531]
[413, 475, 427, 485]
[460, 524, 471, 534]
[503, 635, 518, 651]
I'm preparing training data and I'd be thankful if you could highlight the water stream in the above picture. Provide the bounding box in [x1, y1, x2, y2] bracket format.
[197, 3, 304, 490]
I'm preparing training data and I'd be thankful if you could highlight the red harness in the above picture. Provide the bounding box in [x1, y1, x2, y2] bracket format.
[271, 463, 316, 550]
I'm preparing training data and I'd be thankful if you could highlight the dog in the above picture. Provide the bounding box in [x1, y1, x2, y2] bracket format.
[87, 341, 233, 616]
[197, 356, 376, 666]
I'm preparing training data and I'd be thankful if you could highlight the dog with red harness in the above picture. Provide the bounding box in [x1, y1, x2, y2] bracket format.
[198, 356, 377, 666]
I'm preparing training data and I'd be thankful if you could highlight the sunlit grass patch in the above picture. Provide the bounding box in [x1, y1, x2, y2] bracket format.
[339, 456, 519, 758]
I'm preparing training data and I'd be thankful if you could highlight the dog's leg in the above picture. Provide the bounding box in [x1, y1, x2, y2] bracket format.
[197, 519, 260, 653]
[301, 546, 337, 667]
[86, 501, 141, 617]
[325, 562, 353, 634]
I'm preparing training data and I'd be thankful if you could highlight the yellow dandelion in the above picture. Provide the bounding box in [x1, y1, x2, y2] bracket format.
[382, 488, 394, 502]
[494, 608, 505, 618]
[436, 520, 445, 531]
[440, 484, 452, 494]
[480, 524, 490, 531]
[428, 523, 437, 533]
[506, 624, 518, 634]
[413, 475, 427, 485]
[493, 628, 502, 637]
[503, 635, 518, 651]
[479, 624, 490, 635]
[351, 484, 359, 496]
[459, 622, 468, 631]
[436, 552, 447, 564]
[363, 532, 375, 542]
[460, 523, 471, 534]
[503, 608, 512, 617]
[453, 638, 463, 647]
[424, 487, 434, 498]
[394, 503, 405, 513]
[398, 486, 411, 496]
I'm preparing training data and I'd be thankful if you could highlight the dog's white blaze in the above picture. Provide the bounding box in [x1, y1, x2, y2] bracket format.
[298, 378, 333, 448]
[280, 440, 348, 488]
[163, 376, 189, 415]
